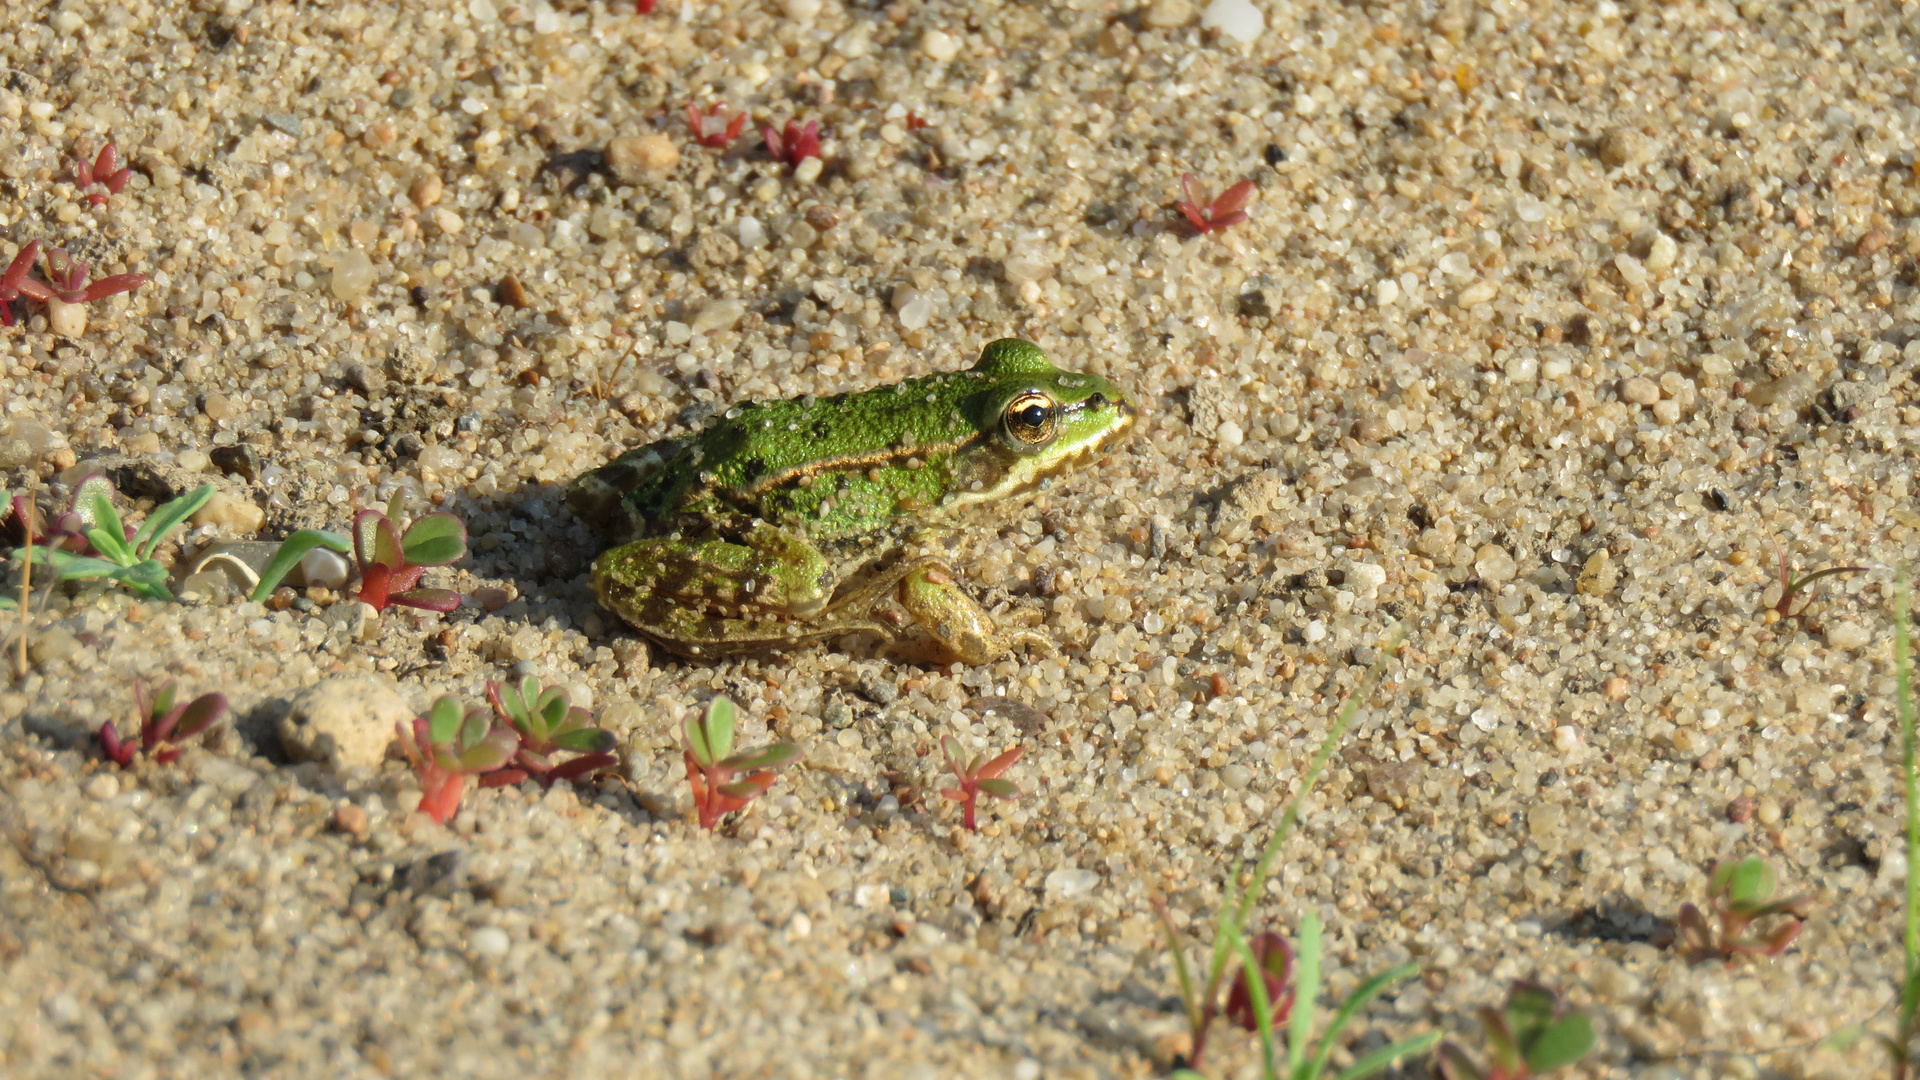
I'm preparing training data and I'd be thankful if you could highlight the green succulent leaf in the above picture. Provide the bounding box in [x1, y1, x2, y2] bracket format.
[82, 483, 123, 544]
[173, 693, 228, 740]
[1504, 983, 1558, 1041]
[37, 552, 123, 580]
[688, 697, 735, 766]
[554, 727, 616, 755]
[427, 695, 465, 747]
[976, 777, 1020, 799]
[1524, 1013, 1596, 1072]
[401, 512, 468, 566]
[457, 729, 517, 773]
[148, 679, 178, 723]
[721, 743, 799, 772]
[716, 778, 768, 799]
[1716, 857, 1776, 904]
[458, 704, 493, 751]
[132, 484, 215, 559]
[248, 529, 351, 602]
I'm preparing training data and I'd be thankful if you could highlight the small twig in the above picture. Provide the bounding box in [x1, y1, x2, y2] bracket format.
[14, 465, 34, 680]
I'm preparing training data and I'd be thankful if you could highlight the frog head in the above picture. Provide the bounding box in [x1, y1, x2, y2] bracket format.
[950, 339, 1136, 506]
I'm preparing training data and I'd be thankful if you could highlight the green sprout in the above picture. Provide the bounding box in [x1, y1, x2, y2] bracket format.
[485, 676, 619, 784]
[1159, 625, 1439, 1079]
[1675, 856, 1811, 964]
[1435, 982, 1596, 1080]
[14, 476, 213, 601]
[683, 697, 799, 830]
[395, 695, 519, 825]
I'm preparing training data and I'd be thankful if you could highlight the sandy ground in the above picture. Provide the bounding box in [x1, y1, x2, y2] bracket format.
[0, 0, 1916, 1076]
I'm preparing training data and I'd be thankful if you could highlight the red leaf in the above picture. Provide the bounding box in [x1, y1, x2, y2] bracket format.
[1209, 179, 1258, 219]
[359, 562, 392, 611]
[80, 274, 149, 303]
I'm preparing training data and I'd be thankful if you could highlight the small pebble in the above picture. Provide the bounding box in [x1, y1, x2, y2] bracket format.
[605, 133, 679, 183]
[1143, 0, 1194, 28]
[330, 250, 375, 302]
[83, 773, 119, 801]
[1199, 0, 1263, 42]
[334, 803, 370, 837]
[1726, 796, 1756, 824]
[279, 676, 411, 771]
[409, 172, 444, 208]
[47, 299, 86, 338]
[191, 491, 266, 535]
[920, 29, 958, 62]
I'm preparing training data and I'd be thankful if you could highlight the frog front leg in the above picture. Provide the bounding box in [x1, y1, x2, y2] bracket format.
[889, 562, 1052, 665]
[592, 525, 872, 657]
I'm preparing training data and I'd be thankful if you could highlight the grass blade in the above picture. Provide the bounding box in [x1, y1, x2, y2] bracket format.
[131, 484, 215, 559]
[1288, 911, 1322, 1079]
[1897, 575, 1920, 1056]
[247, 529, 350, 602]
[1233, 930, 1278, 1080]
[1333, 1031, 1444, 1080]
[1305, 962, 1420, 1080]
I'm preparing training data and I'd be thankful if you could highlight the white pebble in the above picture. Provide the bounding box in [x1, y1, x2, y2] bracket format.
[1645, 233, 1679, 273]
[1374, 278, 1399, 306]
[1200, 0, 1264, 43]
[1826, 621, 1870, 651]
[792, 157, 824, 185]
[1216, 420, 1243, 448]
[469, 927, 511, 959]
[298, 547, 351, 590]
[691, 299, 746, 334]
[1045, 867, 1099, 899]
[781, 0, 821, 20]
[1514, 195, 1548, 223]
[1303, 619, 1327, 643]
[47, 298, 87, 338]
[921, 29, 959, 61]
[175, 448, 212, 474]
[1553, 725, 1581, 752]
[737, 216, 766, 249]
[898, 297, 932, 331]
[84, 773, 119, 801]
[330, 250, 375, 302]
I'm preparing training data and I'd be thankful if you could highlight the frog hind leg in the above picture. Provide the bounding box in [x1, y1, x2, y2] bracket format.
[885, 561, 1052, 665]
[591, 527, 864, 657]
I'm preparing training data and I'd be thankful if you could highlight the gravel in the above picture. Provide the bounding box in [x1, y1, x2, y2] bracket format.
[0, 0, 1912, 1077]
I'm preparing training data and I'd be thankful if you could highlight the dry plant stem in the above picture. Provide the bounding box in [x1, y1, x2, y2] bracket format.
[15, 466, 34, 680]
[1161, 624, 1406, 1070]
[1894, 576, 1919, 1080]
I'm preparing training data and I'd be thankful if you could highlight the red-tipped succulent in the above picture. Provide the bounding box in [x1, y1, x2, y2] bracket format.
[30, 246, 150, 305]
[683, 697, 799, 830]
[350, 494, 468, 612]
[938, 736, 1023, 832]
[395, 695, 519, 824]
[0, 241, 41, 326]
[685, 102, 749, 149]
[100, 679, 227, 766]
[483, 676, 619, 786]
[72, 142, 134, 209]
[763, 118, 821, 170]
[1675, 856, 1812, 964]
[1176, 172, 1258, 235]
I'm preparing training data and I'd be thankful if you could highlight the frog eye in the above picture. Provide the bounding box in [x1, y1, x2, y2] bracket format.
[1000, 392, 1057, 448]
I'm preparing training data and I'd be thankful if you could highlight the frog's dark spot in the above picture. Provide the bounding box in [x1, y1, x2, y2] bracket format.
[811, 420, 833, 439]
[741, 457, 767, 484]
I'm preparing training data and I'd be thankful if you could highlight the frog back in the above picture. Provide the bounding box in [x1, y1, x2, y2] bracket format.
[570, 368, 1001, 542]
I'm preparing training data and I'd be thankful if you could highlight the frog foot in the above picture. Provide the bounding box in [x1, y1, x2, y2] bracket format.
[886, 563, 1053, 665]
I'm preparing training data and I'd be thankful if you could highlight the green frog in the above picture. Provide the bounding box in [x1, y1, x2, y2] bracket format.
[566, 338, 1135, 663]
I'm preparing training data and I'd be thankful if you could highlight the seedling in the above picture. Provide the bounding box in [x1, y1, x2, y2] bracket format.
[351, 493, 467, 612]
[1176, 172, 1258, 235]
[1158, 628, 1438, 1078]
[1675, 855, 1811, 964]
[1434, 982, 1596, 1080]
[683, 697, 799, 830]
[484, 676, 618, 785]
[937, 735, 1022, 831]
[395, 695, 519, 824]
[23, 245, 149, 305]
[1765, 542, 1864, 625]
[15, 477, 214, 601]
[685, 102, 749, 149]
[72, 142, 134, 209]
[763, 118, 821, 170]
[99, 678, 227, 766]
